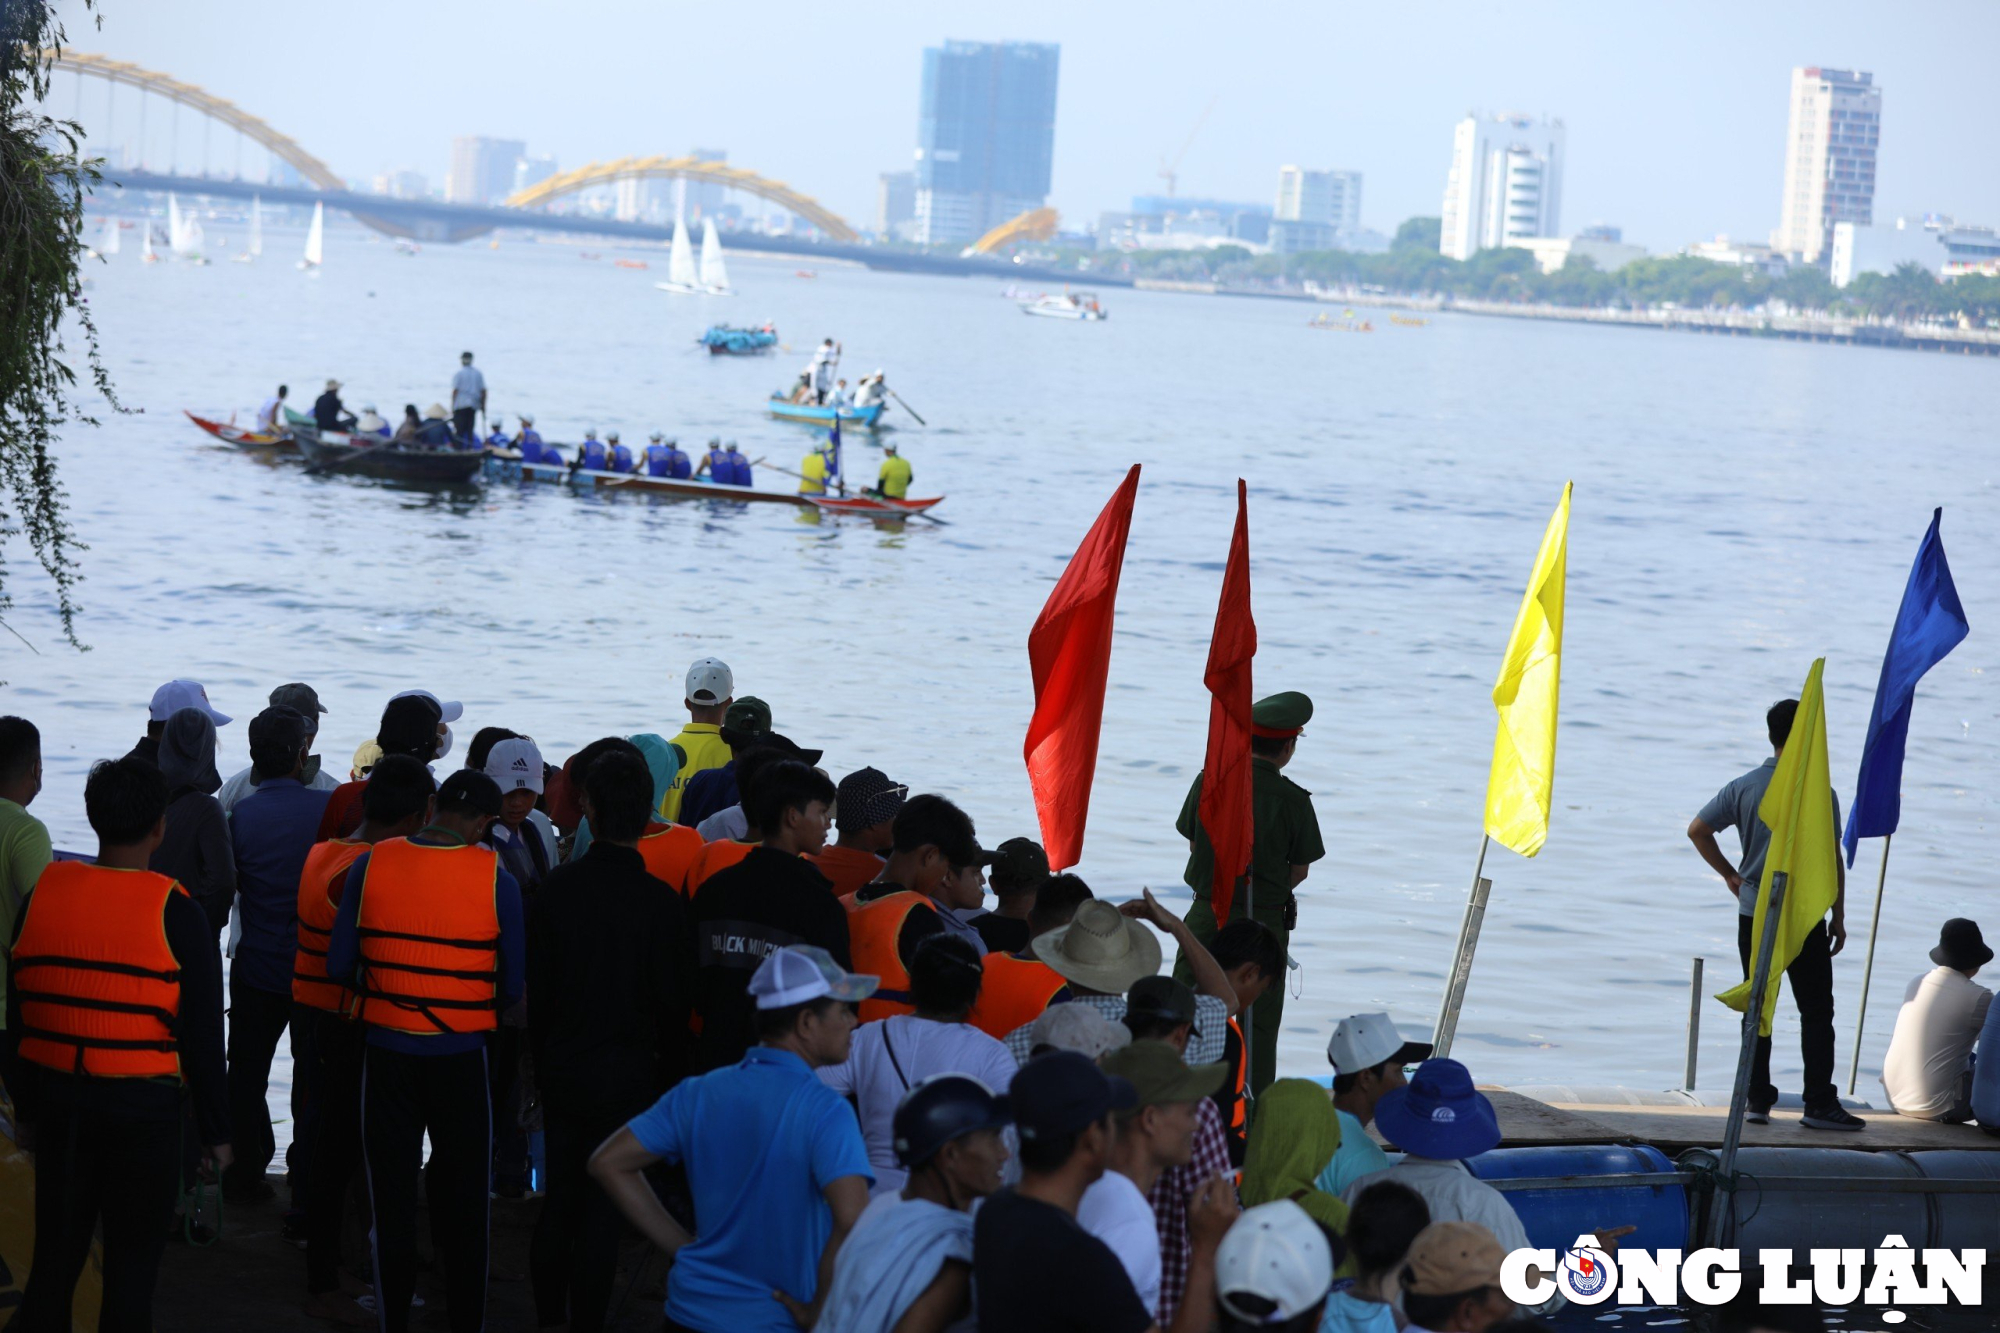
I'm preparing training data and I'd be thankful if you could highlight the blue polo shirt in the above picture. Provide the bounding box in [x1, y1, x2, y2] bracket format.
[627, 1045, 872, 1333]
[229, 776, 333, 994]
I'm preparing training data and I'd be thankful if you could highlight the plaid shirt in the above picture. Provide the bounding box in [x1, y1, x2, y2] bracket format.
[1003, 992, 1230, 1066]
[1146, 1096, 1231, 1326]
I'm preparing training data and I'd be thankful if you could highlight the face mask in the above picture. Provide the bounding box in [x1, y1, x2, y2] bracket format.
[435, 725, 455, 762]
[301, 753, 323, 785]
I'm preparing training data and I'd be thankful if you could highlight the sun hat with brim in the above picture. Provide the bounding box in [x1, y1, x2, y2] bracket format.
[1031, 899, 1162, 995]
[1931, 918, 1993, 970]
[1216, 1200, 1335, 1325]
[424, 403, 449, 420]
[1371, 1058, 1500, 1159]
[1401, 1220, 1506, 1296]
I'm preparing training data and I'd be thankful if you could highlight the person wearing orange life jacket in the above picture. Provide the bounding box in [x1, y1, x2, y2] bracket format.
[291, 755, 435, 1321]
[966, 870, 1093, 1041]
[6, 757, 232, 1332]
[844, 795, 989, 1023]
[327, 769, 525, 1333]
[1202, 918, 1286, 1169]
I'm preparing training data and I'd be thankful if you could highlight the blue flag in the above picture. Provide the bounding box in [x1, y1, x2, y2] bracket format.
[828, 419, 842, 488]
[1843, 508, 1969, 864]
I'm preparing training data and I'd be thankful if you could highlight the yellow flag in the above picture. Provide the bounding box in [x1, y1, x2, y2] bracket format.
[1717, 658, 1840, 1035]
[1483, 482, 1572, 857]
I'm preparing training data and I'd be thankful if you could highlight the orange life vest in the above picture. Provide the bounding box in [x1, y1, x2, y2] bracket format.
[352, 837, 501, 1035]
[966, 950, 1069, 1040]
[293, 838, 369, 1013]
[638, 822, 705, 894]
[685, 839, 757, 893]
[1225, 1016, 1248, 1137]
[12, 863, 186, 1080]
[846, 890, 931, 1022]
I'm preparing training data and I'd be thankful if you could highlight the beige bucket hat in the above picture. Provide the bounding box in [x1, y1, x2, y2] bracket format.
[1031, 899, 1163, 995]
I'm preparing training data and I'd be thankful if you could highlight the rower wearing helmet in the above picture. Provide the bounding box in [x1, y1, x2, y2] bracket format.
[694, 437, 728, 483]
[515, 414, 545, 463]
[607, 430, 635, 474]
[485, 416, 512, 449]
[577, 429, 610, 471]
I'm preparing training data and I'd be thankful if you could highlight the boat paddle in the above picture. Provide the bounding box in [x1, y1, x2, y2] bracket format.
[887, 389, 927, 426]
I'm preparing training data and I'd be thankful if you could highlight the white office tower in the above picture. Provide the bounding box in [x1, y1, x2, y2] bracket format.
[1439, 113, 1565, 260]
[1774, 67, 1880, 265]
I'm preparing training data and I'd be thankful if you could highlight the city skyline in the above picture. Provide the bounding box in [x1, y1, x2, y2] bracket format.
[46, 0, 2000, 252]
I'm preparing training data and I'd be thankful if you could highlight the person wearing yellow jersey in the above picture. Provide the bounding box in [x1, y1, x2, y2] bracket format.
[658, 657, 735, 821]
[798, 439, 841, 497]
[876, 439, 913, 499]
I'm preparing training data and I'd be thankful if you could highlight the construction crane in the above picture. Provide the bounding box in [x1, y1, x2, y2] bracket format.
[1158, 95, 1218, 199]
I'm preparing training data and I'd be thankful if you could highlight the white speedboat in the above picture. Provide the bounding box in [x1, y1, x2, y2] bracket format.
[1021, 291, 1107, 321]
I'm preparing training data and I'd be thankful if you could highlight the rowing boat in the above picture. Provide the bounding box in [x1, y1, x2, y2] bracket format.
[699, 325, 779, 355]
[766, 398, 886, 430]
[185, 410, 293, 450]
[292, 427, 486, 484]
[486, 456, 942, 516]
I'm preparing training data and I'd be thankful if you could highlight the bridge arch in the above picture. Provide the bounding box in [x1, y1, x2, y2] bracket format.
[47, 51, 346, 191]
[507, 156, 858, 244]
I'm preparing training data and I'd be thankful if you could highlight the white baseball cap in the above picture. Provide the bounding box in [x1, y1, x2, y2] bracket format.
[149, 679, 230, 726]
[484, 737, 544, 795]
[392, 689, 463, 724]
[1027, 1004, 1132, 1061]
[1326, 1012, 1433, 1077]
[748, 945, 878, 1010]
[685, 657, 733, 706]
[1216, 1201, 1335, 1324]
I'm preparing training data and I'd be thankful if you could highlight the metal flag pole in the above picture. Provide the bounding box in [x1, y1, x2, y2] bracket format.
[1683, 956, 1705, 1092]
[1242, 873, 1255, 1099]
[1432, 834, 1493, 1059]
[1707, 871, 1788, 1247]
[1846, 834, 1893, 1096]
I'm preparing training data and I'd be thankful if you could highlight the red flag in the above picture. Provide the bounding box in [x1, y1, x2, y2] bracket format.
[1025, 465, 1142, 869]
[1201, 480, 1257, 925]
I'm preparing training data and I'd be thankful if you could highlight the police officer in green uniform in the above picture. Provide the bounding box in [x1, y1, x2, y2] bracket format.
[1170, 691, 1325, 1096]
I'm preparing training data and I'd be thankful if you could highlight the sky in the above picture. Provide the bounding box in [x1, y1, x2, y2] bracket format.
[49, 0, 2000, 252]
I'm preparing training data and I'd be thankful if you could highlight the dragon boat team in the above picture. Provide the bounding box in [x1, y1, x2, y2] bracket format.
[326, 769, 525, 1333]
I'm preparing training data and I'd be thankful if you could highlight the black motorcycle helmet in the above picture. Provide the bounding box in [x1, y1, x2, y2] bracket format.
[892, 1075, 1012, 1169]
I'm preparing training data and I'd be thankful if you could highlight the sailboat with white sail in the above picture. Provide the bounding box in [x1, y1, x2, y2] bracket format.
[141, 218, 160, 263]
[92, 215, 120, 258]
[298, 201, 324, 272]
[168, 193, 209, 264]
[234, 196, 262, 263]
[698, 218, 732, 295]
[653, 216, 704, 295]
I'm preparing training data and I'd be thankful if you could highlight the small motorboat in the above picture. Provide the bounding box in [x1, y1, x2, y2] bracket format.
[699, 324, 779, 355]
[766, 397, 886, 429]
[614, 258, 650, 270]
[185, 410, 293, 450]
[1020, 291, 1107, 321]
[292, 427, 486, 484]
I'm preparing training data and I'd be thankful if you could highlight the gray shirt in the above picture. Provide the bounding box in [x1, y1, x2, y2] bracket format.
[1697, 757, 1841, 915]
[450, 364, 486, 410]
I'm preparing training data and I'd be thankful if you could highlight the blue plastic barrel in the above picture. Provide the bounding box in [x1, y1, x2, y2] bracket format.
[1465, 1144, 1688, 1254]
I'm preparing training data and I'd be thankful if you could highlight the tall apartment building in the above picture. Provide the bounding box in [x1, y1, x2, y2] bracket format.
[447, 136, 526, 205]
[913, 40, 1060, 245]
[1774, 67, 1880, 265]
[877, 171, 917, 238]
[1274, 167, 1362, 231]
[512, 155, 557, 197]
[1439, 114, 1564, 260]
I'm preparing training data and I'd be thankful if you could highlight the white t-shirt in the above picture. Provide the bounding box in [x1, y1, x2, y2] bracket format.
[1883, 966, 1993, 1118]
[1077, 1169, 1162, 1316]
[450, 365, 486, 410]
[257, 396, 283, 430]
[818, 1016, 1018, 1196]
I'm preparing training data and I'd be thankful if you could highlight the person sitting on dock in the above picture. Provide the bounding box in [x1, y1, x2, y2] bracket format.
[608, 431, 636, 474]
[1318, 1012, 1428, 1195]
[313, 378, 356, 432]
[355, 404, 390, 437]
[416, 402, 455, 448]
[875, 440, 912, 500]
[1687, 698, 1861, 1131]
[1882, 918, 1992, 1122]
[515, 414, 547, 463]
[577, 429, 610, 471]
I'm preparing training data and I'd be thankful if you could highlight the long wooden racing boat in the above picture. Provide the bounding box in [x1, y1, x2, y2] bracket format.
[485, 455, 941, 516]
[292, 427, 487, 484]
[766, 397, 886, 430]
[185, 410, 294, 449]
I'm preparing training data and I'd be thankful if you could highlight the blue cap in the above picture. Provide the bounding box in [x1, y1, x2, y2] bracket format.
[1011, 1049, 1137, 1143]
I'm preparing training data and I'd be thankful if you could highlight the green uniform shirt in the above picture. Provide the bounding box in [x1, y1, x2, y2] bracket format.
[1177, 758, 1325, 908]
[0, 797, 54, 1028]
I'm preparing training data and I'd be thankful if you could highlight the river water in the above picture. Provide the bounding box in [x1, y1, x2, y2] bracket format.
[14, 219, 2000, 1111]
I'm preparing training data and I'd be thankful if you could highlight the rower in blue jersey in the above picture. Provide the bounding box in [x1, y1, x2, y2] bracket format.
[723, 441, 753, 486]
[694, 438, 729, 483]
[607, 431, 635, 474]
[485, 419, 512, 449]
[578, 429, 610, 471]
[645, 432, 687, 478]
[515, 414, 546, 463]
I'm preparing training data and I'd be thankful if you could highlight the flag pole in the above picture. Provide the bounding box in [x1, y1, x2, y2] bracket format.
[1708, 870, 1788, 1247]
[1432, 834, 1492, 1059]
[1846, 834, 1893, 1097]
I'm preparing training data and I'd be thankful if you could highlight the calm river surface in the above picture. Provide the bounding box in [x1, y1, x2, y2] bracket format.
[13, 219, 2000, 1105]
